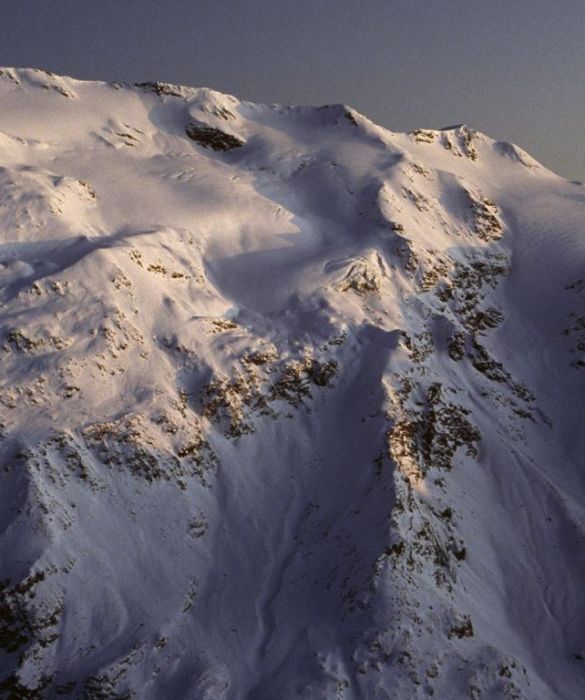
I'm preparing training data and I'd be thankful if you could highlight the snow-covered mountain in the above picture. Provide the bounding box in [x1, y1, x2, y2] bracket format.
[0, 67, 583, 699]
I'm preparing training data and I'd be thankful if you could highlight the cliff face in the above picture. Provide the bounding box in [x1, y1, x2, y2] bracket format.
[0, 68, 584, 699]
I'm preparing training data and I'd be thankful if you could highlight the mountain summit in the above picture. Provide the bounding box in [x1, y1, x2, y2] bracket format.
[0, 68, 584, 699]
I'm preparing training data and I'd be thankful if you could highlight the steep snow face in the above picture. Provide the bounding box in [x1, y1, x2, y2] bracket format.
[0, 67, 584, 700]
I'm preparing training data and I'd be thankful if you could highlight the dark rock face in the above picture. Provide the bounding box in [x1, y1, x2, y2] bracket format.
[185, 122, 244, 151]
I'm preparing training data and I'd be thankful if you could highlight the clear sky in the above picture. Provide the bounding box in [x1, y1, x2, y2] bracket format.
[1, 0, 584, 180]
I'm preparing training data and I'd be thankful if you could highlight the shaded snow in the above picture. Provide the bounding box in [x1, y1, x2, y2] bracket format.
[0, 68, 584, 699]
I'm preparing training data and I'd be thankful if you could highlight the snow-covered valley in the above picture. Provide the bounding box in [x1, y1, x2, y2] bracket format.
[0, 67, 584, 699]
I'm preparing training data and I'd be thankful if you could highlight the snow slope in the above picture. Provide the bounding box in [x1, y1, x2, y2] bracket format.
[0, 67, 584, 699]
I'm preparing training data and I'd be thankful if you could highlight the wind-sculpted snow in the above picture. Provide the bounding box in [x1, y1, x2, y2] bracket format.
[0, 68, 584, 699]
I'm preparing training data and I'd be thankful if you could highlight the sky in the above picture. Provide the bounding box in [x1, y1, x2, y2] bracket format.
[1, 0, 584, 180]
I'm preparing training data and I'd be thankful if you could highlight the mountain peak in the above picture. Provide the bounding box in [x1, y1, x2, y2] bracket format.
[0, 67, 582, 699]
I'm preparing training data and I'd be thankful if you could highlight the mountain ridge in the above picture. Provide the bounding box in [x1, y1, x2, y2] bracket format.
[0, 67, 584, 699]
